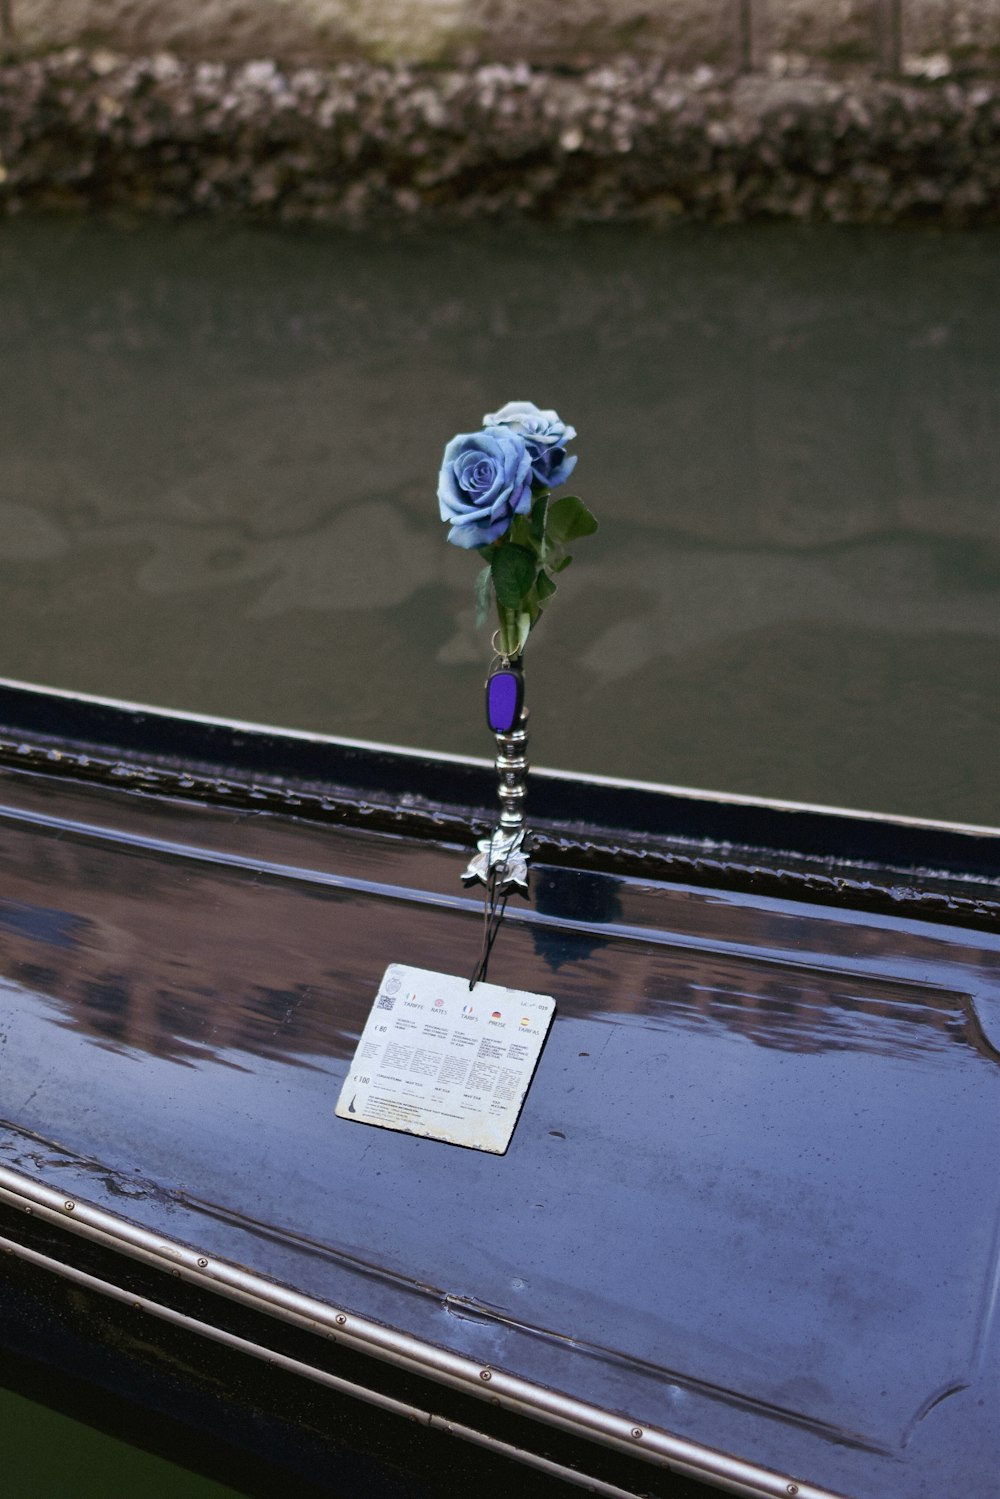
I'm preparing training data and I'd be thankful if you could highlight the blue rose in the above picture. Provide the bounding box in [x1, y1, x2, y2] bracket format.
[438, 426, 533, 549]
[482, 399, 577, 490]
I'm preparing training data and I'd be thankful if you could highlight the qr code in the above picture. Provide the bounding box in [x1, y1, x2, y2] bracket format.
[376, 993, 395, 1011]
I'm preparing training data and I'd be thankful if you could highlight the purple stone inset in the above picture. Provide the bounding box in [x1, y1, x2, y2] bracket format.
[486, 669, 523, 733]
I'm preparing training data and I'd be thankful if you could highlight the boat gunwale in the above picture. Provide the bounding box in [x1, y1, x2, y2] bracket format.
[0, 674, 994, 840]
[0, 677, 998, 937]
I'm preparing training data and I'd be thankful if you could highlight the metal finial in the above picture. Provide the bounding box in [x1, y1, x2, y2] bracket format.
[463, 678, 531, 891]
[496, 711, 528, 834]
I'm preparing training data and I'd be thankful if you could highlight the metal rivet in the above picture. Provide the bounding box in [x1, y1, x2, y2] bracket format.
[631, 1427, 643, 1440]
[335, 1314, 347, 1326]
[787, 1487, 799, 1496]
[197, 1257, 208, 1268]
[480, 1369, 492, 1382]
[64, 1201, 75, 1212]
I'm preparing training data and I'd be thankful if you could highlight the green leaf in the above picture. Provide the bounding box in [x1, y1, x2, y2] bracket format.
[474, 563, 493, 627]
[536, 569, 557, 604]
[530, 493, 549, 544]
[491, 543, 537, 609]
[508, 513, 532, 550]
[546, 495, 598, 548]
[552, 553, 573, 573]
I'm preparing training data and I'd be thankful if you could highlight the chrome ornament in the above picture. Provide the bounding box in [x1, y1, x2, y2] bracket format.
[462, 826, 529, 891]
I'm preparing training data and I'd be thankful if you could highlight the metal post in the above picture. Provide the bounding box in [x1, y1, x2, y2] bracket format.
[495, 710, 528, 834]
[0, 0, 15, 53]
[464, 672, 530, 891]
[874, 0, 903, 73]
[732, 0, 768, 74]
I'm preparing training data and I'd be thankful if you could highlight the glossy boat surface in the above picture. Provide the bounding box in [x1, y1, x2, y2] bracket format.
[0, 678, 998, 1499]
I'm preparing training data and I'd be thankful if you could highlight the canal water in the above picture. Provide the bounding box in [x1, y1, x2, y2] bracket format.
[0, 217, 998, 826]
[1, 1387, 242, 1497]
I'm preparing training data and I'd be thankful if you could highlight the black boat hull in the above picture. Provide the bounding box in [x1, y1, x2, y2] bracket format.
[1, 679, 998, 1499]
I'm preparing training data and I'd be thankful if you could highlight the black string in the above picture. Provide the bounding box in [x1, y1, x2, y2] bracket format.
[469, 861, 511, 989]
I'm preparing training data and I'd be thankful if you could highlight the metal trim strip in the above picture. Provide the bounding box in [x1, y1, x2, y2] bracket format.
[0, 1233, 649, 1499]
[0, 1163, 846, 1499]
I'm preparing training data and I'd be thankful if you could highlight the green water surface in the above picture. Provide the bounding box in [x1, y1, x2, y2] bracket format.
[0, 1386, 242, 1497]
[1, 217, 999, 823]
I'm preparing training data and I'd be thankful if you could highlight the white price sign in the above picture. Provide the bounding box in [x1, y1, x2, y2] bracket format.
[336, 964, 555, 1155]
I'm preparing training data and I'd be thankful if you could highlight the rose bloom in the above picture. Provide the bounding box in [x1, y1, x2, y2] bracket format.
[482, 400, 577, 489]
[438, 426, 533, 549]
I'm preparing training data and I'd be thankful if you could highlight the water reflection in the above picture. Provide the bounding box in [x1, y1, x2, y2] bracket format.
[0, 220, 998, 820]
[0, 806, 993, 1072]
[530, 866, 620, 971]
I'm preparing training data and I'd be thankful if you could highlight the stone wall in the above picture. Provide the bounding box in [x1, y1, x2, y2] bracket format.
[2, 1, 999, 224]
[2, 50, 998, 224]
[5, 0, 1000, 72]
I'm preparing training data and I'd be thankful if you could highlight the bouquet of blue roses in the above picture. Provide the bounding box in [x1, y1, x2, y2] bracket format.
[438, 400, 597, 661]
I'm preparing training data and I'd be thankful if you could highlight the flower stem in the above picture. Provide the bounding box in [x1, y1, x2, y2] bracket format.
[497, 605, 530, 660]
